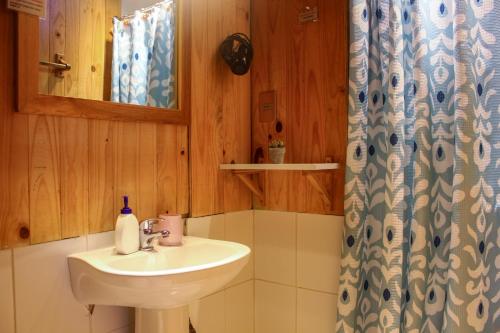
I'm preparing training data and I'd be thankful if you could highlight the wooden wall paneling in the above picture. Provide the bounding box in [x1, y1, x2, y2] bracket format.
[104, 0, 121, 101]
[0, 4, 30, 248]
[270, 1, 290, 210]
[190, 0, 224, 217]
[251, 0, 290, 211]
[29, 115, 61, 244]
[251, 0, 348, 215]
[205, 0, 225, 215]
[88, 120, 116, 233]
[321, 0, 347, 214]
[176, 125, 189, 214]
[299, 0, 329, 213]
[221, 0, 252, 212]
[59, 117, 89, 238]
[2, 2, 190, 248]
[64, 0, 81, 97]
[38, 0, 117, 99]
[285, 0, 308, 213]
[114, 122, 138, 217]
[91, 0, 106, 100]
[190, 0, 253, 217]
[39, 13, 50, 94]
[189, 0, 208, 216]
[78, 0, 95, 99]
[157, 124, 178, 215]
[0, 115, 30, 248]
[48, 0, 66, 96]
[137, 123, 157, 221]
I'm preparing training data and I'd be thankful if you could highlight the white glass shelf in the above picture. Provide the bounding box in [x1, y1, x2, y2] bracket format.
[219, 163, 340, 171]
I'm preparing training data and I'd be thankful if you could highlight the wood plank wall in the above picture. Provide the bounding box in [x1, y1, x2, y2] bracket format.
[190, 0, 252, 217]
[0, 4, 188, 249]
[251, 0, 348, 215]
[39, 0, 119, 100]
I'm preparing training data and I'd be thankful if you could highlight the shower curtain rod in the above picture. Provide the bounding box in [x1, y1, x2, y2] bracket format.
[114, 0, 173, 21]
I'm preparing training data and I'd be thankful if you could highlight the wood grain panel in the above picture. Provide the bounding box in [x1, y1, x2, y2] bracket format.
[29, 115, 61, 244]
[251, 0, 348, 215]
[114, 122, 138, 216]
[321, 0, 348, 214]
[0, 7, 29, 249]
[190, 0, 252, 217]
[48, 0, 66, 96]
[221, 0, 252, 213]
[78, 0, 95, 99]
[88, 119, 116, 233]
[251, 0, 290, 210]
[91, 0, 106, 100]
[137, 123, 157, 220]
[1, 1, 189, 248]
[60, 117, 89, 238]
[104, 0, 121, 101]
[176, 125, 189, 214]
[157, 124, 178, 215]
[191, 0, 217, 216]
[64, 0, 81, 97]
[39, 13, 50, 95]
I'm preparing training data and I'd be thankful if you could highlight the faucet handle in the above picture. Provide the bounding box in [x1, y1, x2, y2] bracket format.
[140, 218, 161, 235]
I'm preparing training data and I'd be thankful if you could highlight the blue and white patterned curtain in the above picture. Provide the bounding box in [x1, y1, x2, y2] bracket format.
[337, 0, 499, 332]
[111, 0, 176, 108]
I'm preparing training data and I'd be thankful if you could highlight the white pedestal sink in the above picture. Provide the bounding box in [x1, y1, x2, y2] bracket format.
[67, 236, 250, 333]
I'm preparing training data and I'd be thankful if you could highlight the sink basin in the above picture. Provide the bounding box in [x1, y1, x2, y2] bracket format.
[67, 236, 250, 310]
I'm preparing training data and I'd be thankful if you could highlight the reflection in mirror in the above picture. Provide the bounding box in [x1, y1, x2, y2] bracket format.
[38, 0, 178, 109]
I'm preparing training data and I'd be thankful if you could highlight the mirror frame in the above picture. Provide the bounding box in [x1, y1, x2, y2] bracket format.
[16, 0, 191, 125]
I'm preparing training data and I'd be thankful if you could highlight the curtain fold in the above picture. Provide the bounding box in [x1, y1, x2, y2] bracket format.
[337, 0, 499, 332]
[111, 0, 176, 108]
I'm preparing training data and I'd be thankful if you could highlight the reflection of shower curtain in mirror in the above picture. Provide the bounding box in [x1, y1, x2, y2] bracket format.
[111, 0, 176, 108]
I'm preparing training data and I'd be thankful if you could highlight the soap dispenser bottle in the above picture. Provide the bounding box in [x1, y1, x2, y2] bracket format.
[115, 196, 139, 254]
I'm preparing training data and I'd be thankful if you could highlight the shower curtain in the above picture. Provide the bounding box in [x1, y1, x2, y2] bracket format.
[111, 0, 176, 108]
[337, 0, 499, 332]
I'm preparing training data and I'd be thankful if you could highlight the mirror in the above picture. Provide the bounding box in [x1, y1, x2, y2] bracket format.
[38, 0, 178, 109]
[17, 0, 190, 123]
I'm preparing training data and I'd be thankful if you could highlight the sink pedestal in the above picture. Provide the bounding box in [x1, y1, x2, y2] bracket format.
[135, 306, 189, 333]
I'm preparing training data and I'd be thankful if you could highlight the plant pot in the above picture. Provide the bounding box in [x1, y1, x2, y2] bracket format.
[269, 147, 286, 164]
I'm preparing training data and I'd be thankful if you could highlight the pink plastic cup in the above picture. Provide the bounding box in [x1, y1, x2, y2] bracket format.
[157, 214, 183, 246]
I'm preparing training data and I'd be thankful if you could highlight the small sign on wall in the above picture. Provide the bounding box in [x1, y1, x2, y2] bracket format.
[7, 0, 46, 18]
[259, 90, 277, 123]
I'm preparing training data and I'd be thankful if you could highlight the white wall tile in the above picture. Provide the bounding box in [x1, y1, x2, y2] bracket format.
[297, 214, 343, 293]
[13, 237, 90, 333]
[0, 249, 15, 333]
[224, 210, 254, 286]
[224, 281, 254, 333]
[254, 210, 296, 286]
[187, 214, 225, 240]
[190, 291, 225, 333]
[255, 280, 296, 333]
[87, 231, 115, 250]
[87, 232, 134, 333]
[297, 289, 337, 333]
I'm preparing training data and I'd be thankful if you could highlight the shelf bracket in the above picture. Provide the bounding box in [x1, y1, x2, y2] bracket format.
[303, 171, 331, 208]
[232, 171, 265, 202]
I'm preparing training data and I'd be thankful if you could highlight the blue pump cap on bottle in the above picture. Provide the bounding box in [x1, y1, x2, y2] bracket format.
[121, 196, 132, 214]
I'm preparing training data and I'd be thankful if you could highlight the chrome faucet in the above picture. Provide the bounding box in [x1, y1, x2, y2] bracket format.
[139, 219, 170, 251]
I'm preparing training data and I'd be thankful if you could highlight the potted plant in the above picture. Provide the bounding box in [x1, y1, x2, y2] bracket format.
[268, 139, 286, 164]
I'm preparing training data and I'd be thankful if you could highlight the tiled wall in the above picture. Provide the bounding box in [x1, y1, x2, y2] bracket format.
[187, 211, 255, 333]
[0, 210, 342, 333]
[0, 232, 134, 333]
[187, 210, 344, 333]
